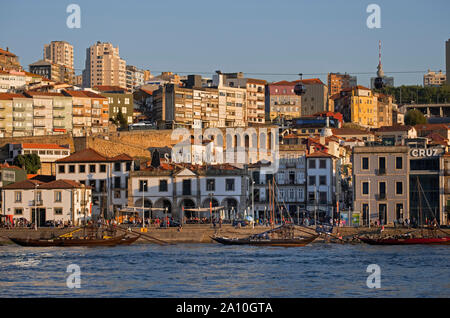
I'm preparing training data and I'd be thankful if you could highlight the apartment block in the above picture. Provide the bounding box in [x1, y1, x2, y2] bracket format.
[43, 41, 74, 69]
[93, 86, 133, 125]
[327, 73, 357, 96]
[265, 81, 301, 121]
[29, 60, 75, 84]
[126, 65, 145, 91]
[294, 79, 329, 116]
[82, 41, 126, 89]
[423, 70, 446, 87]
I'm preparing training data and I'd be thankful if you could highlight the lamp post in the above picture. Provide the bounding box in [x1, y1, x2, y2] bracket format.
[142, 180, 147, 229]
[368, 180, 371, 228]
[252, 180, 255, 228]
[34, 183, 38, 231]
[314, 184, 317, 229]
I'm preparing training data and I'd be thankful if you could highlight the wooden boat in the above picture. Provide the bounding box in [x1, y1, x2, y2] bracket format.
[9, 234, 128, 247]
[211, 224, 318, 247]
[211, 234, 318, 247]
[117, 234, 141, 245]
[358, 236, 450, 245]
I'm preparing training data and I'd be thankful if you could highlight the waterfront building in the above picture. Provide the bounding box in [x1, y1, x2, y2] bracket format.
[327, 73, 357, 96]
[82, 41, 126, 89]
[43, 41, 74, 70]
[128, 163, 249, 222]
[0, 47, 22, 71]
[333, 86, 379, 128]
[265, 80, 302, 121]
[305, 151, 340, 220]
[1, 179, 92, 226]
[93, 86, 133, 125]
[55, 148, 134, 218]
[353, 143, 447, 225]
[423, 70, 446, 87]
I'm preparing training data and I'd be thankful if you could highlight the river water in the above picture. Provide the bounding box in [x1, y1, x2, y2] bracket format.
[0, 243, 449, 297]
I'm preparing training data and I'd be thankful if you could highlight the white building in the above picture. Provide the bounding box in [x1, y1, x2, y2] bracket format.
[128, 163, 249, 222]
[1, 179, 92, 225]
[305, 151, 340, 220]
[55, 148, 134, 218]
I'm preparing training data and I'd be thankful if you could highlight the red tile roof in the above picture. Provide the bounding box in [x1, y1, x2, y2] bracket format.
[2, 179, 43, 189]
[56, 148, 133, 163]
[0, 47, 17, 57]
[376, 125, 414, 132]
[293, 78, 325, 85]
[24, 91, 65, 97]
[0, 93, 26, 100]
[306, 151, 335, 158]
[38, 179, 86, 189]
[21, 143, 69, 150]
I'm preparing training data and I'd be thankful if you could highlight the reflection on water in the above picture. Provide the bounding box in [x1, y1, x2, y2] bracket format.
[0, 243, 449, 297]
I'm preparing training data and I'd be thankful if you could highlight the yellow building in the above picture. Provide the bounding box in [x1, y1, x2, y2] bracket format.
[334, 85, 378, 128]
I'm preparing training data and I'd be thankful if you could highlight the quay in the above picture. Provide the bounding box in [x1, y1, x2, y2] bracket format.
[1, 224, 450, 245]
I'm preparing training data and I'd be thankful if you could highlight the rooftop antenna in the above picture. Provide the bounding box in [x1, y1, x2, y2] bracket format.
[374, 40, 385, 89]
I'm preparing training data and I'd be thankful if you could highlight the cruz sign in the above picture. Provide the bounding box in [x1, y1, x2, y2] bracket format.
[409, 147, 443, 158]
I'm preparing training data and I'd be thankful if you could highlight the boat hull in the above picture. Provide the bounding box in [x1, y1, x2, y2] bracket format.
[358, 236, 450, 245]
[9, 235, 129, 247]
[211, 235, 318, 247]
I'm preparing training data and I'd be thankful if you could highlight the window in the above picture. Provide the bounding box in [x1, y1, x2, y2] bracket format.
[319, 160, 326, 169]
[319, 176, 326, 185]
[114, 162, 121, 172]
[55, 191, 62, 202]
[14, 191, 22, 203]
[114, 190, 121, 198]
[206, 179, 215, 191]
[100, 164, 106, 173]
[182, 179, 191, 195]
[362, 157, 369, 170]
[379, 182, 386, 195]
[396, 181, 403, 195]
[319, 192, 327, 204]
[139, 180, 148, 192]
[79, 165, 86, 173]
[379, 157, 386, 172]
[362, 182, 369, 195]
[58, 165, 65, 173]
[309, 159, 316, 169]
[89, 165, 96, 173]
[159, 180, 168, 192]
[114, 177, 121, 189]
[226, 179, 235, 191]
[309, 176, 316, 186]
[396, 157, 403, 170]
[54, 208, 63, 215]
[126, 162, 131, 171]
[14, 208, 23, 215]
[69, 165, 75, 173]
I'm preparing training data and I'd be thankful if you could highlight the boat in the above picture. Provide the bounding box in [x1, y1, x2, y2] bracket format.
[118, 234, 141, 245]
[358, 236, 450, 245]
[211, 224, 318, 247]
[9, 234, 129, 247]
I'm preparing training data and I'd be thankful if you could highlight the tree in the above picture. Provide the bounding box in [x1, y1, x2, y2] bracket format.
[13, 154, 41, 174]
[115, 109, 128, 129]
[404, 109, 427, 126]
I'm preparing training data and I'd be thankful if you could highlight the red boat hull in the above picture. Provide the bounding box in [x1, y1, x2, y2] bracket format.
[358, 236, 450, 245]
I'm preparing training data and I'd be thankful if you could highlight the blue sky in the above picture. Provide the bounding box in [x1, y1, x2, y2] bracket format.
[1, 0, 449, 86]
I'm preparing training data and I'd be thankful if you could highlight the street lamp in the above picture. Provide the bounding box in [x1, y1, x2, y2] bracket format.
[142, 180, 147, 229]
[34, 183, 38, 231]
[251, 180, 255, 228]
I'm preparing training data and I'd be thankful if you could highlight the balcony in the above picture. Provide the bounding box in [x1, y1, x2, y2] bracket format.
[13, 106, 25, 111]
[13, 117, 25, 121]
[375, 168, 386, 176]
[53, 105, 65, 110]
[376, 193, 387, 201]
[34, 114, 46, 118]
[32, 200, 43, 206]
[53, 115, 65, 119]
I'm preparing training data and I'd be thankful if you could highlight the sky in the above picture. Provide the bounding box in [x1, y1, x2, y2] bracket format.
[1, 0, 449, 87]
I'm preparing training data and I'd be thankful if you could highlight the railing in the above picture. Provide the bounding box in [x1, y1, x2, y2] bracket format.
[376, 193, 387, 200]
[376, 168, 386, 175]
[32, 200, 43, 206]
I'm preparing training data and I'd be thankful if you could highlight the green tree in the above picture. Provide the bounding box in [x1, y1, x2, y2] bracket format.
[115, 109, 128, 129]
[13, 154, 41, 174]
[404, 109, 427, 126]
